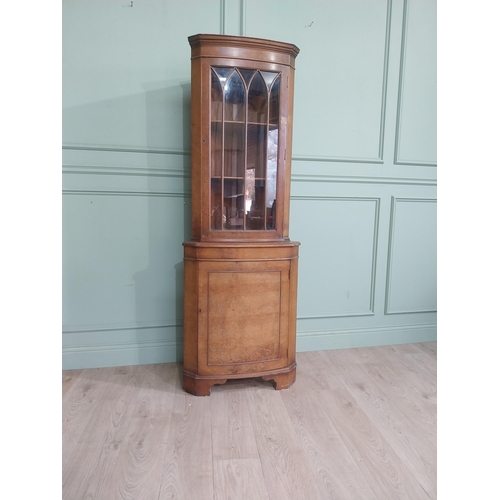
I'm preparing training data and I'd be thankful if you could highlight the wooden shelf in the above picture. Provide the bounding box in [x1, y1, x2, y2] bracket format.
[211, 120, 277, 127]
[211, 177, 266, 181]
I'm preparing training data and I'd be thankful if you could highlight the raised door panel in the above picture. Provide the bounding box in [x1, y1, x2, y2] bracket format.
[197, 260, 291, 375]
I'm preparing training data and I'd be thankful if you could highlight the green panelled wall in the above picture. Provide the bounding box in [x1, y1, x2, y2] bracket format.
[62, 0, 436, 369]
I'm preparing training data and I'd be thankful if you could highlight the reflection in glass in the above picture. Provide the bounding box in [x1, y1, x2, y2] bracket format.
[248, 72, 268, 124]
[240, 69, 255, 87]
[261, 71, 279, 90]
[224, 179, 245, 230]
[246, 124, 266, 179]
[224, 70, 245, 122]
[245, 172, 266, 230]
[211, 179, 222, 229]
[211, 122, 222, 177]
[224, 122, 245, 178]
[211, 70, 223, 121]
[213, 67, 232, 80]
[266, 128, 278, 229]
[269, 76, 280, 125]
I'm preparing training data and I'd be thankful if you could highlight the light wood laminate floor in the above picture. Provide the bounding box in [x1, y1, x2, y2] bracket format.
[62, 342, 437, 499]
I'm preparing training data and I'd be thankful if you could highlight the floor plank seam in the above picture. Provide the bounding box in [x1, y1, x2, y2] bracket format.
[63, 343, 437, 500]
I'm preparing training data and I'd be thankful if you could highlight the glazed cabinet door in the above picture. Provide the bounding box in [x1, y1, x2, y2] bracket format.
[196, 259, 292, 376]
[209, 67, 283, 236]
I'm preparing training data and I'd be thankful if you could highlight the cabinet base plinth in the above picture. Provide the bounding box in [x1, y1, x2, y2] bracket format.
[262, 367, 296, 390]
[182, 364, 296, 396]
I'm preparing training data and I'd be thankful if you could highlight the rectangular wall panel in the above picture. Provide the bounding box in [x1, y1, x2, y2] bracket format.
[386, 198, 437, 313]
[62, 0, 221, 151]
[244, 0, 390, 161]
[395, 0, 437, 165]
[62, 193, 187, 329]
[292, 197, 379, 318]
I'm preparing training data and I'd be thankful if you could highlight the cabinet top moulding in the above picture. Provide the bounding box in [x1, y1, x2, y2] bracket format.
[188, 34, 300, 68]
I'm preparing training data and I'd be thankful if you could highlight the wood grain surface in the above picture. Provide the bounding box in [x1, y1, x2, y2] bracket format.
[63, 342, 437, 499]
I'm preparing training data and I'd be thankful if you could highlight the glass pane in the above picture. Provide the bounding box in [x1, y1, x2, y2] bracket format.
[269, 76, 280, 125]
[224, 70, 245, 122]
[240, 69, 256, 87]
[261, 71, 279, 90]
[211, 122, 222, 177]
[248, 72, 268, 124]
[211, 179, 222, 230]
[247, 124, 266, 179]
[213, 67, 232, 82]
[211, 70, 223, 121]
[224, 123, 245, 178]
[246, 174, 266, 230]
[224, 179, 245, 230]
[266, 127, 279, 229]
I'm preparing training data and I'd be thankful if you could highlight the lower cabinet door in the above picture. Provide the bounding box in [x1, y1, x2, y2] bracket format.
[197, 259, 291, 376]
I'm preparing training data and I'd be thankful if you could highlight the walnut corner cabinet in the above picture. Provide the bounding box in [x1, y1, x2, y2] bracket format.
[182, 34, 300, 396]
